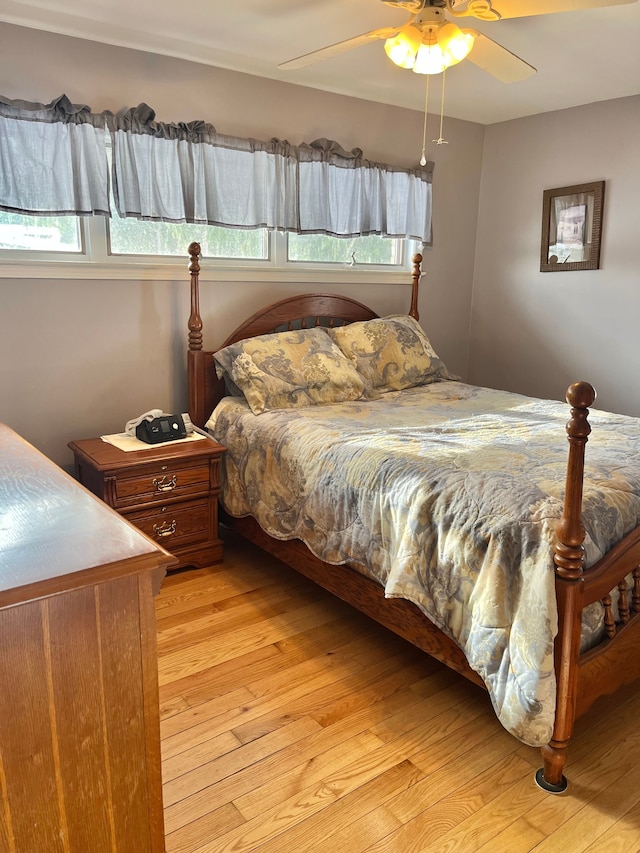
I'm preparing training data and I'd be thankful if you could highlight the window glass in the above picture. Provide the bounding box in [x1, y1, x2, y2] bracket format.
[108, 213, 268, 259]
[0, 210, 414, 276]
[287, 233, 401, 266]
[0, 211, 82, 252]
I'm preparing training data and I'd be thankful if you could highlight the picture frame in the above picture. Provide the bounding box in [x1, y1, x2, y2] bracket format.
[540, 180, 605, 272]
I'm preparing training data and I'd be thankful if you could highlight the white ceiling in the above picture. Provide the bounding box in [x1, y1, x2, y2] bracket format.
[2, 0, 640, 124]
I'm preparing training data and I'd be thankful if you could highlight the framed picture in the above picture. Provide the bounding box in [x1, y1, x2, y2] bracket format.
[540, 180, 605, 272]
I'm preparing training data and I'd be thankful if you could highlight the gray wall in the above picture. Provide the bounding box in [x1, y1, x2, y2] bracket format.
[9, 28, 637, 470]
[0, 23, 483, 468]
[471, 95, 640, 417]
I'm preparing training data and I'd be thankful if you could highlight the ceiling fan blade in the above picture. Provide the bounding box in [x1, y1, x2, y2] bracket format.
[451, 0, 638, 21]
[278, 26, 401, 70]
[466, 31, 537, 82]
[382, 0, 426, 9]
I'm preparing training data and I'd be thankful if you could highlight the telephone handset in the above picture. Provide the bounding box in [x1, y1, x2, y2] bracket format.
[125, 410, 194, 444]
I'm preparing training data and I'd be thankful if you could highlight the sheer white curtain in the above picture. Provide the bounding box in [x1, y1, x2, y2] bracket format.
[0, 95, 434, 243]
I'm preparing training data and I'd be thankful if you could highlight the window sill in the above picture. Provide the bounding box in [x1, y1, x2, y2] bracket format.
[0, 259, 415, 284]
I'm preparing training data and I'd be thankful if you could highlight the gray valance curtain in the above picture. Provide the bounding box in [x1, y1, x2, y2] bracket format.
[296, 138, 433, 240]
[0, 94, 110, 216]
[0, 95, 434, 243]
[107, 104, 298, 232]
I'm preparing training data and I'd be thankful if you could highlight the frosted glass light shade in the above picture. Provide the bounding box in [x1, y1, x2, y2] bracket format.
[413, 42, 446, 75]
[438, 23, 475, 63]
[384, 25, 422, 69]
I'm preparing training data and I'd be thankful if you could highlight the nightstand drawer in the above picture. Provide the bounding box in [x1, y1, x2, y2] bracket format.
[127, 498, 211, 547]
[114, 462, 211, 508]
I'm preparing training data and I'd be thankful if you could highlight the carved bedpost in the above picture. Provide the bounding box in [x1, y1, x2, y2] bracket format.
[410, 253, 422, 321]
[537, 381, 596, 793]
[187, 242, 209, 428]
[188, 242, 203, 352]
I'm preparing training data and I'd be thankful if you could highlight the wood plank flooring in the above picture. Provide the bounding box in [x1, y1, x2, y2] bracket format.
[157, 529, 640, 853]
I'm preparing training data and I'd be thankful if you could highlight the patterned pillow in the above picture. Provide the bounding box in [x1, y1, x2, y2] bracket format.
[328, 314, 451, 394]
[214, 327, 366, 414]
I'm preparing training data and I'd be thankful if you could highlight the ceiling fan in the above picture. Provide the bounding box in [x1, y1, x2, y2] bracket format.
[278, 0, 638, 84]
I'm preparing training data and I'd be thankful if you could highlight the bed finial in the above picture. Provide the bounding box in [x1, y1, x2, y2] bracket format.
[410, 253, 422, 321]
[188, 242, 203, 352]
[537, 379, 596, 794]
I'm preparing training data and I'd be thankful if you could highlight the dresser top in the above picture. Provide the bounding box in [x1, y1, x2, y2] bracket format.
[0, 424, 175, 605]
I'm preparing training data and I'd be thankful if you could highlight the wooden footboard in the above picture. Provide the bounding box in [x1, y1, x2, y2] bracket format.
[539, 383, 640, 792]
[576, 547, 640, 720]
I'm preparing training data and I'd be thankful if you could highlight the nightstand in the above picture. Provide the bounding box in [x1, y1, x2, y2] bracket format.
[68, 435, 226, 570]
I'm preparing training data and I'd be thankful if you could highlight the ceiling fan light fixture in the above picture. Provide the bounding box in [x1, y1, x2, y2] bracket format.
[384, 24, 422, 69]
[410, 18, 477, 76]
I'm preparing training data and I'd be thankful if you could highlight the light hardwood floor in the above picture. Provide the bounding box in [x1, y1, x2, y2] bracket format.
[157, 530, 640, 853]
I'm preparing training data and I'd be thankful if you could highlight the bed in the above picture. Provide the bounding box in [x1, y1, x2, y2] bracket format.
[185, 241, 640, 793]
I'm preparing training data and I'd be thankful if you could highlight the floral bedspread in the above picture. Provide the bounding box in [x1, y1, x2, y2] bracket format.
[207, 381, 640, 746]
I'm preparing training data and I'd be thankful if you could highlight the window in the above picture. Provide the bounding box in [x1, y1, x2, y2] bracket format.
[0, 210, 416, 281]
[0, 211, 82, 252]
[108, 214, 268, 260]
[0, 96, 430, 281]
[287, 233, 401, 266]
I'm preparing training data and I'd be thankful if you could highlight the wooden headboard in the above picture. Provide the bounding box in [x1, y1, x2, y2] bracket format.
[186, 241, 424, 428]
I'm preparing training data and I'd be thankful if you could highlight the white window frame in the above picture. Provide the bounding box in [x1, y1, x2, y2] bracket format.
[0, 215, 420, 283]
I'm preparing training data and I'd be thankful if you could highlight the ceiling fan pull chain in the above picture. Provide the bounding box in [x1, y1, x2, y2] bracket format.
[433, 68, 449, 146]
[419, 73, 430, 166]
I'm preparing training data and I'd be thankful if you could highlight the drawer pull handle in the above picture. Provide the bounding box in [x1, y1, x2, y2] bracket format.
[153, 475, 177, 492]
[153, 520, 177, 538]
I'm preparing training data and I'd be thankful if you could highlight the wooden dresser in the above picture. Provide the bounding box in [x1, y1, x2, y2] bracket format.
[0, 423, 177, 853]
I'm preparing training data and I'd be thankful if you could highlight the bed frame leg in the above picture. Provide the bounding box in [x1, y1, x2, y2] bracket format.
[535, 743, 568, 793]
[534, 381, 596, 795]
